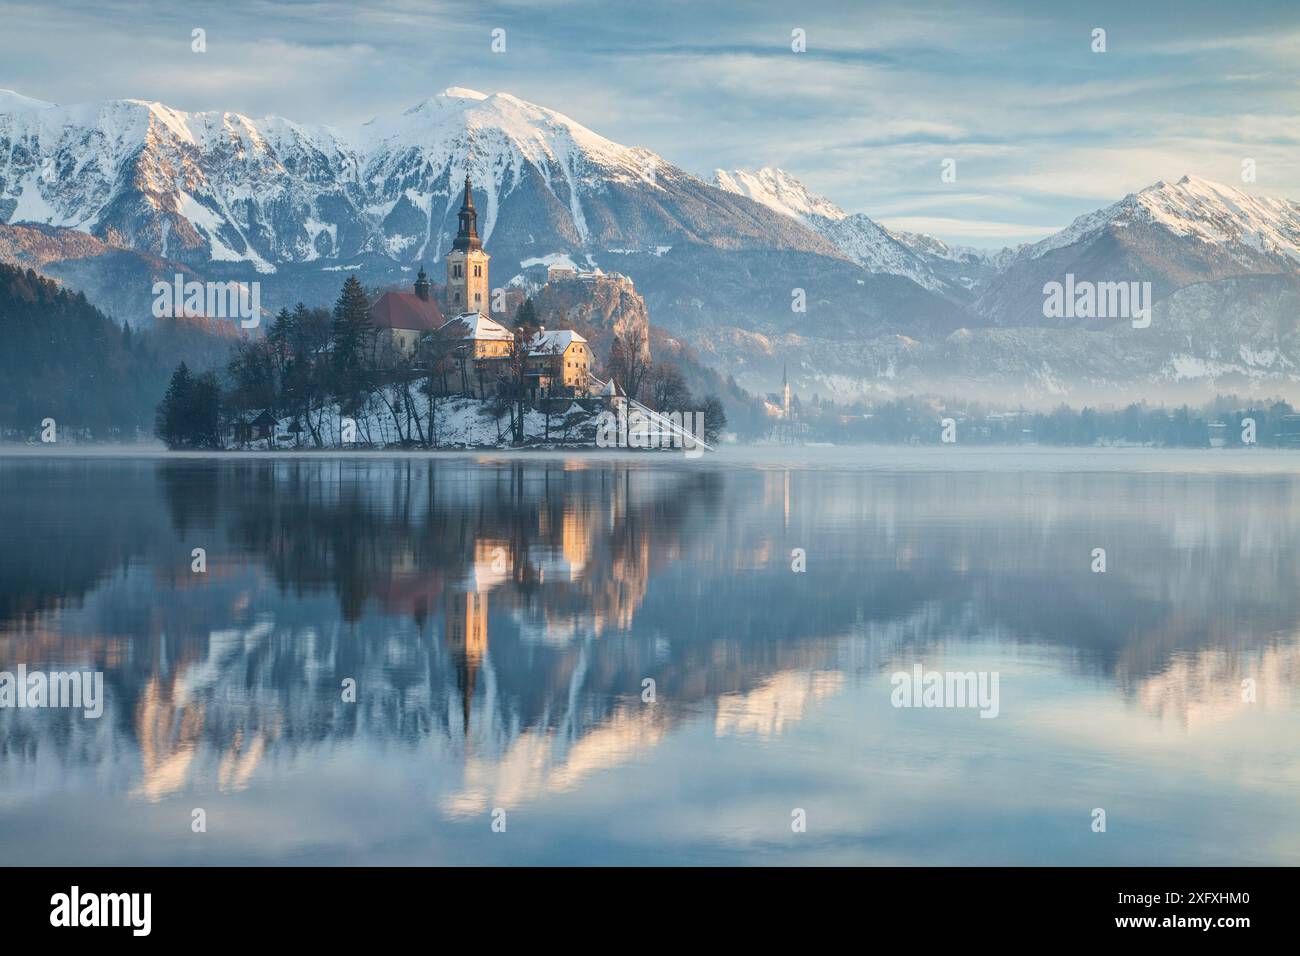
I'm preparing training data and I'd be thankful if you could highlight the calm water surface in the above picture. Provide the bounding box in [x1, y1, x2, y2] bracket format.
[1, 449, 1298, 865]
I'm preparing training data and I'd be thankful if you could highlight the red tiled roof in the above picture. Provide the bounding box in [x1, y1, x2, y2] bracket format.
[369, 292, 445, 332]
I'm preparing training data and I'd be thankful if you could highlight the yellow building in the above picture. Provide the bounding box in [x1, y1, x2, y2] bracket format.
[527, 329, 593, 397]
[435, 311, 515, 396]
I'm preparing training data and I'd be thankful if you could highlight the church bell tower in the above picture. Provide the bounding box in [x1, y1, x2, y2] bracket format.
[445, 171, 490, 315]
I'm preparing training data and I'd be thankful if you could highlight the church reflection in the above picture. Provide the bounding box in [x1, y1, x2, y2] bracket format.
[2, 458, 1300, 820]
[446, 588, 488, 736]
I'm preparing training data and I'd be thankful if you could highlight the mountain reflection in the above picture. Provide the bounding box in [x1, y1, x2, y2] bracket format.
[2, 457, 1299, 824]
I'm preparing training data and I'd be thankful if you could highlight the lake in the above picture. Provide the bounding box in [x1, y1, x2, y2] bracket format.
[1, 447, 1298, 865]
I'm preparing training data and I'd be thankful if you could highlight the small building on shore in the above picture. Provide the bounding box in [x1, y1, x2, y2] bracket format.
[527, 329, 593, 399]
[434, 311, 514, 396]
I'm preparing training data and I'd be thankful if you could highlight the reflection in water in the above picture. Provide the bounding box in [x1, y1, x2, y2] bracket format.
[1, 455, 1299, 864]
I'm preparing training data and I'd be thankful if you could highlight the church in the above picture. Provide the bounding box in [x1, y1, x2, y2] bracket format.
[368, 264, 444, 353]
[443, 172, 491, 315]
[370, 170, 599, 400]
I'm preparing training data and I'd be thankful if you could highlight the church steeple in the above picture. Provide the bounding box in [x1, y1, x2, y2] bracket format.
[445, 164, 490, 315]
[414, 264, 430, 301]
[452, 173, 481, 252]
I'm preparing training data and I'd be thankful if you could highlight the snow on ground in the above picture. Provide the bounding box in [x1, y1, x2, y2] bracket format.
[262, 394, 600, 448]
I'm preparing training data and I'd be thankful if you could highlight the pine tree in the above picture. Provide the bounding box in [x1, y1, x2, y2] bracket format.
[155, 362, 194, 448]
[514, 298, 538, 331]
[155, 361, 223, 449]
[330, 275, 375, 417]
[268, 306, 294, 355]
[189, 371, 224, 448]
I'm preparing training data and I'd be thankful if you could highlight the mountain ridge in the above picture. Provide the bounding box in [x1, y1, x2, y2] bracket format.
[5, 87, 1300, 401]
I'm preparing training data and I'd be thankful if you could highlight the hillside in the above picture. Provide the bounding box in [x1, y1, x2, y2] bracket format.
[0, 261, 242, 438]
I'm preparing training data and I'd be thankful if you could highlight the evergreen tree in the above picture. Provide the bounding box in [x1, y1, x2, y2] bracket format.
[154, 362, 223, 449]
[155, 362, 194, 448]
[514, 298, 538, 331]
[330, 275, 375, 416]
[268, 306, 295, 368]
[189, 370, 224, 448]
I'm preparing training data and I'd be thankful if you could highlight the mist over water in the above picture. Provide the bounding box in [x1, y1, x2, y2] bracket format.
[1, 450, 1298, 865]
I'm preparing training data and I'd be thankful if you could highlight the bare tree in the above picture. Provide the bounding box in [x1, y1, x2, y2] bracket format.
[501, 299, 542, 444]
[416, 332, 455, 447]
[609, 322, 651, 402]
[372, 335, 415, 444]
[646, 361, 691, 412]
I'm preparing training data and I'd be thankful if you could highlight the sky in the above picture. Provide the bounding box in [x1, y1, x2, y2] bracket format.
[1, 0, 1297, 247]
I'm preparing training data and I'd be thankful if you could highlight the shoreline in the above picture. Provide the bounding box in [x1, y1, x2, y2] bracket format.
[3, 443, 1300, 474]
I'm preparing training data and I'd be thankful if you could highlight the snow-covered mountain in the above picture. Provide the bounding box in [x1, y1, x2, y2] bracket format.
[709, 167, 1300, 397]
[1022, 175, 1300, 267]
[0, 88, 358, 271]
[6, 82, 1300, 401]
[975, 175, 1300, 327]
[712, 167, 846, 222]
[712, 166, 961, 296]
[0, 86, 973, 395]
[885, 229, 1018, 291]
[0, 87, 838, 275]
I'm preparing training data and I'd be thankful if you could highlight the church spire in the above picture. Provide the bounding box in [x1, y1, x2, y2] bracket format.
[452, 172, 481, 252]
[445, 159, 489, 316]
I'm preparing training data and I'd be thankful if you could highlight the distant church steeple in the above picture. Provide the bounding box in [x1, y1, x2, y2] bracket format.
[445, 167, 490, 314]
[414, 264, 430, 301]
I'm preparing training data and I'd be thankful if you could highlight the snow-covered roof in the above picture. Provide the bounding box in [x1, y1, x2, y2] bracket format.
[441, 311, 513, 341]
[529, 329, 586, 355]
